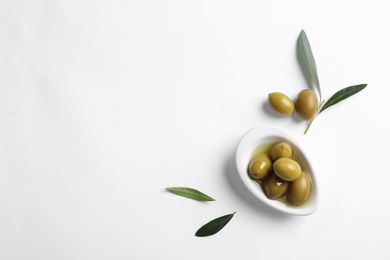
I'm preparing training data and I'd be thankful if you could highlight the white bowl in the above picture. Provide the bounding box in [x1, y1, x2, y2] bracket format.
[235, 125, 319, 216]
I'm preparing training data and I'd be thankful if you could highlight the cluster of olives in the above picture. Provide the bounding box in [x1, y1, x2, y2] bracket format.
[268, 89, 318, 120]
[248, 142, 312, 206]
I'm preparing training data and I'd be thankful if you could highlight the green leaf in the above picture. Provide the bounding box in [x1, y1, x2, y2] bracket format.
[165, 187, 215, 201]
[195, 212, 236, 237]
[298, 30, 322, 100]
[319, 84, 367, 114]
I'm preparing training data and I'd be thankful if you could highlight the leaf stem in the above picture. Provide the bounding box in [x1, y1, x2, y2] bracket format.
[304, 117, 315, 134]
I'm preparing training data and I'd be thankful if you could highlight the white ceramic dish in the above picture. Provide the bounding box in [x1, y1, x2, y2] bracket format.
[235, 125, 319, 216]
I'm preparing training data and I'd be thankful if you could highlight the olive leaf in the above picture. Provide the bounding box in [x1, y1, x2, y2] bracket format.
[319, 84, 367, 114]
[195, 212, 236, 237]
[304, 83, 367, 134]
[298, 30, 322, 101]
[166, 187, 215, 201]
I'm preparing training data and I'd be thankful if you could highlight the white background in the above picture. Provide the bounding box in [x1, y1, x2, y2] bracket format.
[1, 1, 389, 259]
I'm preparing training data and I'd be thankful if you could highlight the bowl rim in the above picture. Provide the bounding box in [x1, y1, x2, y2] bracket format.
[235, 125, 319, 216]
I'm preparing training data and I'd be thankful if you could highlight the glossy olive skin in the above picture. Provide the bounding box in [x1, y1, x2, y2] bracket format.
[287, 171, 312, 206]
[262, 172, 289, 200]
[248, 153, 272, 180]
[273, 158, 301, 181]
[295, 89, 318, 120]
[269, 142, 293, 162]
[268, 92, 295, 116]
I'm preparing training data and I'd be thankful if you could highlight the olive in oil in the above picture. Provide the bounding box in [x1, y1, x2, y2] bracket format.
[248, 141, 313, 207]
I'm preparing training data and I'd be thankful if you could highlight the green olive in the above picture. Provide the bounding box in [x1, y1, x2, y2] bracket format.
[295, 89, 318, 120]
[287, 171, 312, 206]
[268, 92, 295, 116]
[262, 172, 289, 200]
[248, 153, 272, 180]
[269, 142, 293, 162]
[273, 158, 301, 181]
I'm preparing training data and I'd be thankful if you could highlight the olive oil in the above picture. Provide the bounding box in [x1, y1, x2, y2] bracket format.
[250, 142, 275, 160]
